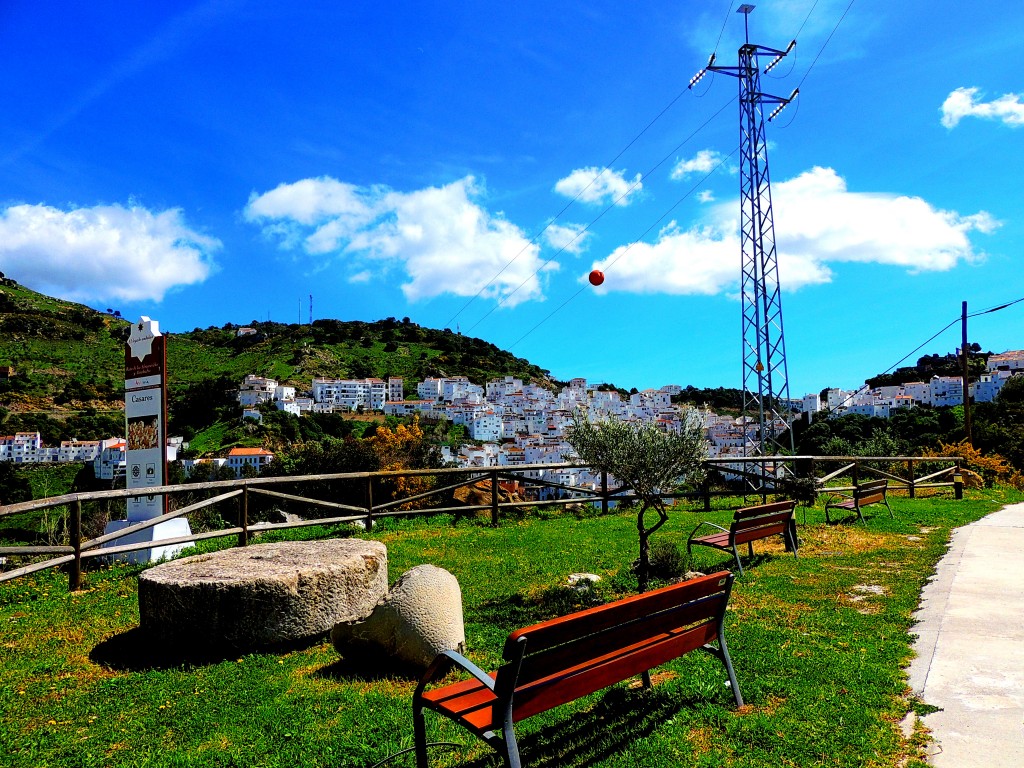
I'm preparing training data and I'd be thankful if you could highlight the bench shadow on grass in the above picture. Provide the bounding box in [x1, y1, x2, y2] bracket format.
[89, 627, 324, 671]
[457, 685, 699, 768]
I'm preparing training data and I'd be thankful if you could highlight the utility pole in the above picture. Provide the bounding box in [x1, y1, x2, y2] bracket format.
[690, 4, 798, 485]
[962, 300, 972, 444]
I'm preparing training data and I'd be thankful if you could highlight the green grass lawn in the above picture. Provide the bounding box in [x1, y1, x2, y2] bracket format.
[2, 488, 1022, 768]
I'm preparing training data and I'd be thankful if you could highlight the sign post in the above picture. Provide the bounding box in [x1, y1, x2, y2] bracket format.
[103, 317, 193, 563]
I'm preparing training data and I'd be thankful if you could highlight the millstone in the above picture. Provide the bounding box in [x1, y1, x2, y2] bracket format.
[138, 539, 387, 650]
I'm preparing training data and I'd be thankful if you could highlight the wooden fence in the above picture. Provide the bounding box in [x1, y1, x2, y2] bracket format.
[0, 454, 963, 592]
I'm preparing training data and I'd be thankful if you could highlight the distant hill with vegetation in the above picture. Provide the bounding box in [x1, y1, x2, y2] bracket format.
[0, 277, 552, 452]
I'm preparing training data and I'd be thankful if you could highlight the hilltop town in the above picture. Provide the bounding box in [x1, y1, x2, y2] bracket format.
[4, 349, 1021, 488]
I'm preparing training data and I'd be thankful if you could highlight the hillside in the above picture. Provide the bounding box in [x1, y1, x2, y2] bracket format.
[0, 278, 553, 447]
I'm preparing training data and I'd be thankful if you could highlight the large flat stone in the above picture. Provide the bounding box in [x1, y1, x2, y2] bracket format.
[139, 539, 387, 650]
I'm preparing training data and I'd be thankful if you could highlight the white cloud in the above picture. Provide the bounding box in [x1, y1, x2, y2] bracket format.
[697, 190, 716, 203]
[246, 176, 551, 305]
[348, 270, 372, 284]
[591, 166, 995, 295]
[543, 222, 590, 254]
[553, 167, 642, 206]
[941, 87, 1024, 129]
[0, 203, 218, 303]
[671, 149, 726, 180]
[766, 167, 996, 271]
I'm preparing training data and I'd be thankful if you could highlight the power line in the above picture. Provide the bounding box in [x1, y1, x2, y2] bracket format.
[468, 0, 858, 363]
[713, 2, 736, 54]
[968, 294, 1024, 317]
[466, 97, 737, 334]
[507, 149, 739, 350]
[796, 0, 857, 90]
[794, 0, 822, 40]
[824, 294, 1024, 413]
[443, 83, 706, 331]
[826, 316, 961, 413]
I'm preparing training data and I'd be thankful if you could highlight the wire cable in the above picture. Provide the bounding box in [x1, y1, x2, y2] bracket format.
[506, 148, 739, 350]
[443, 84, 705, 331]
[796, 0, 856, 90]
[713, 2, 735, 54]
[826, 316, 961, 412]
[465, 97, 737, 334]
[793, 0, 822, 41]
[968, 295, 1024, 317]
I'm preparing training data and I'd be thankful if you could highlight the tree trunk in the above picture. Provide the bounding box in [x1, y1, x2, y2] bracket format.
[636, 502, 651, 594]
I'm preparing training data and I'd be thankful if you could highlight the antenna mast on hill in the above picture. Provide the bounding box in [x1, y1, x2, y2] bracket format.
[309, 294, 313, 325]
[690, 3, 798, 476]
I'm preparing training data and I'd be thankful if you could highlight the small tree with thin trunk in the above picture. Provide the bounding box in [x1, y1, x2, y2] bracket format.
[565, 409, 707, 593]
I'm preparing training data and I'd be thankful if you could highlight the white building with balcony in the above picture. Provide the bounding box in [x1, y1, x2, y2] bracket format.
[930, 376, 964, 407]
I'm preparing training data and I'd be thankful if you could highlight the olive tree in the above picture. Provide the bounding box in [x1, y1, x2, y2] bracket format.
[565, 409, 707, 593]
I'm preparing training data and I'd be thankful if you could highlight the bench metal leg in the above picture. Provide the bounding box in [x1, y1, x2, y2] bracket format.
[413, 703, 429, 768]
[502, 714, 522, 768]
[785, 525, 799, 558]
[718, 632, 744, 707]
[702, 636, 744, 707]
[731, 544, 745, 577]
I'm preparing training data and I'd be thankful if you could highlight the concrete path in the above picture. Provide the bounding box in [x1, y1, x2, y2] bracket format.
[907, 502, 1024, 767]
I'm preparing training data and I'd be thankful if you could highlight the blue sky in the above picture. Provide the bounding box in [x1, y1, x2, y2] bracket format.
[1, 1, 1022, 395]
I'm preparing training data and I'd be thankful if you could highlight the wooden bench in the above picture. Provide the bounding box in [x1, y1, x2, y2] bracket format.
[686, 500, 798, 576]
[824, 479, 893, 523]
[412, 571, 742, 768]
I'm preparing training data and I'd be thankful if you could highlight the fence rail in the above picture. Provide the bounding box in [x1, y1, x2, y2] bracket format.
[0, 455, 963, 591]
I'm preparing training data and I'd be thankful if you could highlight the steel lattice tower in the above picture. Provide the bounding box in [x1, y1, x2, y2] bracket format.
[691, 4, 798, 469]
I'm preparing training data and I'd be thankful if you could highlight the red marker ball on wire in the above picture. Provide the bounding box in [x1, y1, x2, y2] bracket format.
[588, 269, 604, 286]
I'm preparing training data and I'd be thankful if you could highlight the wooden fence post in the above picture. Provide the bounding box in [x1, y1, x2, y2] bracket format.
[702, 471, 711, 511]
[851, 460, 859, 489]
[954, 460, 963, 500]
[907, 459, 916, 499]
[491, 469, 499, 527]
[365, 476, 374, 532]
[601, 470, 609, 516]
[238, 486, 250, 547]
[69, 499, 82, 592]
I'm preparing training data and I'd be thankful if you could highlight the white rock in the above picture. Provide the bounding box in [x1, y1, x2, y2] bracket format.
[331, 564, 465, 669]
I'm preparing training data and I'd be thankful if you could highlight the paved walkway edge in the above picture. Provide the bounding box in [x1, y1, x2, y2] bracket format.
[907, 502, 1024, 768]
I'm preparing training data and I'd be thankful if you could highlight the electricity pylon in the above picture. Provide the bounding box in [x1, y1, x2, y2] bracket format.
[690, 4, 798, 476]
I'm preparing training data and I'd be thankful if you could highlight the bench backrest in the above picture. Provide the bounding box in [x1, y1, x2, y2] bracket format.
[495, 571, 734, 723]
[730, 500, 796, 546]
[855, 479, 888, 505]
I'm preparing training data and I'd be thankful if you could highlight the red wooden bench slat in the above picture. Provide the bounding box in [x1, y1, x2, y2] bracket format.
[503, 572, 730, 659]
[509, 595, 726, 688]
[733, 524, 790, 546]
[420, 681, 498, 735]
[510, 622, 720, 722]
[734, 500, 795, 519]
[733, 510, 795, 529]
[691, 531, 731, 548]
